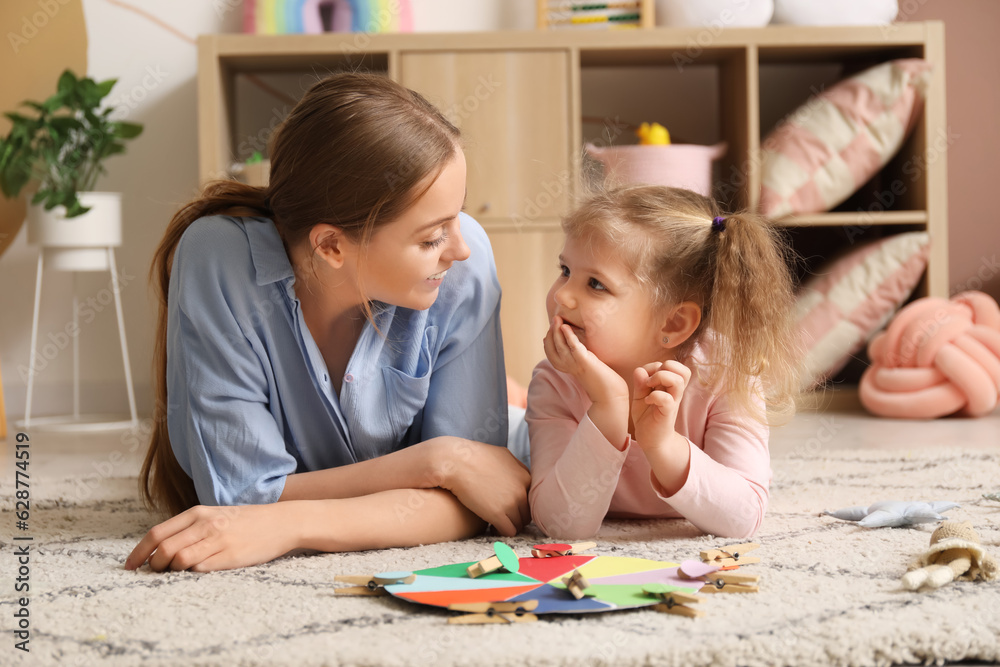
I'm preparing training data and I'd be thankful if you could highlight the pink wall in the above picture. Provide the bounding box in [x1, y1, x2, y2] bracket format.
[905, 1, 1000, 299]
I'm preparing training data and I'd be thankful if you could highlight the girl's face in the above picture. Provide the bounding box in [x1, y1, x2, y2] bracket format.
[546, 234, 667, 376]
[361, 151, 470, 311]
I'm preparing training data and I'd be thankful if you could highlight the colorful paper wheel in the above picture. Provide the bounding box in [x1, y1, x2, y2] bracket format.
[383, 554, 704, 615]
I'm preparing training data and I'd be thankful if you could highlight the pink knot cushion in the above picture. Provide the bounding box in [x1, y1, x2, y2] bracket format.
[859, 291, 1000, 418]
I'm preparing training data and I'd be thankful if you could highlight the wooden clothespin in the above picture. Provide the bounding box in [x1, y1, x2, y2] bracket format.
[693, 571, 760, 594]
[561, 569, 592, 599]
[679, 558, 760, 593]
[531, 541, 597, 558]
[467, 541, 521, 578]
[700, 542, 761, 567]
[447, 600, 539, 624]
[643, 584, 706, 618]
[334, 571, 415, 596]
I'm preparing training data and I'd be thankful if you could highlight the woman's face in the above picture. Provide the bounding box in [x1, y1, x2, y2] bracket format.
[361, 150, 470, 311]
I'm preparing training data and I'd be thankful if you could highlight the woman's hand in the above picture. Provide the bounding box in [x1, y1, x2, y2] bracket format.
[631, 360, 691, 452]
[125, 502, 300, 573]
[429, 437, 531, 537]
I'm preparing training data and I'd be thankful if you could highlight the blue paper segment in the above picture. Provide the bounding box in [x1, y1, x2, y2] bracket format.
[507, 584, 615, 614]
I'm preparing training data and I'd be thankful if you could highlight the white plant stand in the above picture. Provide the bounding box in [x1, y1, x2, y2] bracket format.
[19, 193, 138, 431]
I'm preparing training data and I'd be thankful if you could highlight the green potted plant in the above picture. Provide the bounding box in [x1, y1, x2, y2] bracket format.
[0, 68, 142, 270]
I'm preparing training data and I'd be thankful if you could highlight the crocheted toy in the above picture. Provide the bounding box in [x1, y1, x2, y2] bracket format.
[902, 521, 999, 591]
[823, 500, 959, 528]
[859, 291, 1000, 419]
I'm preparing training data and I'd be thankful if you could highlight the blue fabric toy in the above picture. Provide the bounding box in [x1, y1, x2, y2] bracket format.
[822, 500, 960, 528]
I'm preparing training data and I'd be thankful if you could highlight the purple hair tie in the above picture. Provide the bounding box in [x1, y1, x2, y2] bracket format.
[712, 216, 726, 233]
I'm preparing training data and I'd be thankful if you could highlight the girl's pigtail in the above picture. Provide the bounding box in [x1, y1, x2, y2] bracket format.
[707, 212, 800, 424]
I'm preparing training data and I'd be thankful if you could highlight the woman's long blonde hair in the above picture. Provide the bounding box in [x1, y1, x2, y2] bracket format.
[563, 184, 800, 424]
[140, 72, 461, 516]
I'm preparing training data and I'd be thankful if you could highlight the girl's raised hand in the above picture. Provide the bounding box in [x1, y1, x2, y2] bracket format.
[125, 502, 299, 573]
[631, 360, 692, 451]
[543, 315, 627, 405]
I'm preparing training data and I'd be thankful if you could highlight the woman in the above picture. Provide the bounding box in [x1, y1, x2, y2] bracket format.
[126, 72, 530, 573]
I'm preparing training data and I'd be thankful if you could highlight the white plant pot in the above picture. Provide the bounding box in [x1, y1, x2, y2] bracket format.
[771, 0, 898, 25]
[656, 0, 774, 27]
[26, 192, 122, 271]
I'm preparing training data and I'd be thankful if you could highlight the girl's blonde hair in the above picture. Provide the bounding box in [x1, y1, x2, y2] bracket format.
[140, 72, 461, 517]
[563, 184, 800, 424]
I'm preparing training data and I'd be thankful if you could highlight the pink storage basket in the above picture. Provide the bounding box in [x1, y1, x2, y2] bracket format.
[585, 142, 727, 197]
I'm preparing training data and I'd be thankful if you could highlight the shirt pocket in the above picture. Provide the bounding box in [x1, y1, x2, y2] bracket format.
[380, 325, 438, 438]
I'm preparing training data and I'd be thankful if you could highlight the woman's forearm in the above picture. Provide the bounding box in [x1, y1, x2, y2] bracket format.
[279, 439, 445, 501]
[296, 488, 487, 552]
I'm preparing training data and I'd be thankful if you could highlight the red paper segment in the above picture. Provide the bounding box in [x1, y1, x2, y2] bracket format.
[516, 555, 596, 583]
[396, 585, 544, 608]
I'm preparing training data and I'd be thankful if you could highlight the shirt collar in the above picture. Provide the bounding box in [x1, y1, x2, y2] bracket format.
[240, 216, 295, 286]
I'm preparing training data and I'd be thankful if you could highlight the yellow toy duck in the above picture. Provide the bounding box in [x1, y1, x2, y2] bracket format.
[636, 122, 670, 145]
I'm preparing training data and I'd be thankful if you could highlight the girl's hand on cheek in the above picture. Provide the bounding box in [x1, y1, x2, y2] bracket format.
[631, 360, 692, 452]
[543, 316, 627, 405]
[124, 503, 299, 573]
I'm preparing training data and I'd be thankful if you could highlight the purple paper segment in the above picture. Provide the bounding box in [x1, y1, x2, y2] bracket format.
[507, 584, 615, 614]
[679, 560, 721, 578]
[587, 566, 703, 590]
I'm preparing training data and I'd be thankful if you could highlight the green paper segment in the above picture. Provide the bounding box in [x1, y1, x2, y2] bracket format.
[494, 541, 520, 573]
[414, 561, 535, 583]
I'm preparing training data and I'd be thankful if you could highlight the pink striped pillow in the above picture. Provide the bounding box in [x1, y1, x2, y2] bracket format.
[760, 59, 931, 218]
[794, 231, 931, 390]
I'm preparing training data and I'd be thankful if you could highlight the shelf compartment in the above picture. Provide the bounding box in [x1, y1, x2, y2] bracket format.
[578, 48, 754, 212]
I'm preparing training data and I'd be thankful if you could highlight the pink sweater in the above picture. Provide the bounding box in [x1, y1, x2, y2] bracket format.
[526, 356, 770, 540]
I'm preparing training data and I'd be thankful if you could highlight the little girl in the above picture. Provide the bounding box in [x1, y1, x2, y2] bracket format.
[526, 185, 799, 540]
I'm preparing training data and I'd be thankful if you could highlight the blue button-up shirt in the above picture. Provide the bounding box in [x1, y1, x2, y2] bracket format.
[166, 213, 508, 506]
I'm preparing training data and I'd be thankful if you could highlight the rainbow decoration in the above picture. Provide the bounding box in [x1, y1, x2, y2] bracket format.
[243, 0, 414, 34]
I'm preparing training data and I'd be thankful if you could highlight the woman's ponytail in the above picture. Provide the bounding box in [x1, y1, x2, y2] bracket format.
[139, 179, 270, 516]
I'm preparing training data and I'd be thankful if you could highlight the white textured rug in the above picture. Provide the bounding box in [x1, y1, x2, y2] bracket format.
[2, 448, 999, 667]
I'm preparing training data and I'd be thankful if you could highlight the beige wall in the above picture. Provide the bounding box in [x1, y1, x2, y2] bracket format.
[904, 1, 1000, 299]
[0, 0, 994, 424]
[0, 0, 534, 422]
